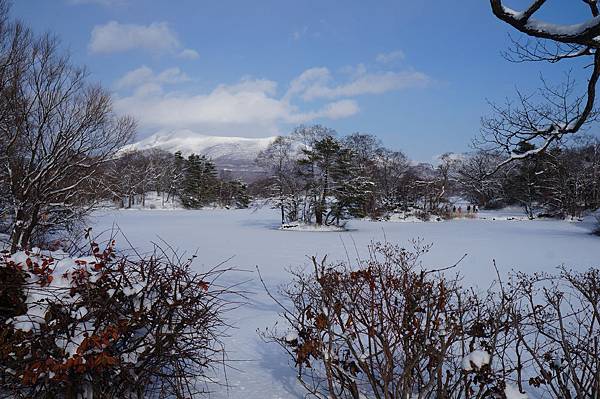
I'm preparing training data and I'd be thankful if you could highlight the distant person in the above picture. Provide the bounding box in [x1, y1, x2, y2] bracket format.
[467, 205, 471, 213]
[453, 206, 456, 213]
[458, 206, 462, 214]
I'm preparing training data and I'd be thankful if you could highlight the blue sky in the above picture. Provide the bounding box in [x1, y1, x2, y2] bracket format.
[11, 0, 596, 161]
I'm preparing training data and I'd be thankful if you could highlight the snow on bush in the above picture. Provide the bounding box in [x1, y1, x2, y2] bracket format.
[0, 233, 233, 398]
[461, 350, 491, 371]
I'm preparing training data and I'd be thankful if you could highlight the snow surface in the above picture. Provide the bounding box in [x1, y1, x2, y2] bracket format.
[505, 384, 529, 399]
[90, 207, 600, 398]
[279, 222, 347, 232]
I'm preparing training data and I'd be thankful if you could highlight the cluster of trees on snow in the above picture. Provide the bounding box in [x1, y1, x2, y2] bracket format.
[452, 138, 600, 218]
[105, 149, 250, 210]
[254, 125, 460, 226]
[262, 241, 600, 399]
[254, 126, 600, 226]
[1, 0, 600, 397]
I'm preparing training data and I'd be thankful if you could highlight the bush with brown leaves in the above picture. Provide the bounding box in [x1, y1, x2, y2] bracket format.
[260, 242, 517, 399]
[0, 233, 233, 399]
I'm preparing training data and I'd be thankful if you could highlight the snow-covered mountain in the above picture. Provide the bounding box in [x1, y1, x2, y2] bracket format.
[122, 130, 276, 179]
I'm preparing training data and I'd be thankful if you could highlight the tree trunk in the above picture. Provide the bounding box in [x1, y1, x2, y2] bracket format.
[317, 169, 328, 226]
[315, 204, 323, 225]
[10, 205, 39, 252]
[279, 183, 285, 224]
[10, 222, 24, 253]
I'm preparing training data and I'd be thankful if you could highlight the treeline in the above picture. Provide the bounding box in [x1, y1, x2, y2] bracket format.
[106, 149, 250, 210]
[253, 126, 600, 225]
[454, 139, 600, 218]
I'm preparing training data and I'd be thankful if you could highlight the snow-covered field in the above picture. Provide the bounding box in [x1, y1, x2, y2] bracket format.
[91, 207, 600, 398]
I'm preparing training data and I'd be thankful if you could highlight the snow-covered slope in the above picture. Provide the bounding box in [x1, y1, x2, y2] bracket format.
[123, 130, 276, 178]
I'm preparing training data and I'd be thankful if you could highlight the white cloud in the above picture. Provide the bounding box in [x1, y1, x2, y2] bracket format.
[284, 67, 330, 101]
[376, 50, 405, 64]
[303, 70, 429, 100]
[285, 65, 429, 101]
[178, 48, 200, 60]
[322, 99, 359, 119]
[89, 21, 196, 56]
[115, 66, 190, 91]
[114, 60, 430, 137]
[292, 99, 360, 122]
[114, 75, 359, 136]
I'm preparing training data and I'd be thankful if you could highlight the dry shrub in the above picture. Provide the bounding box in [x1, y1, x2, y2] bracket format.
[260, 242, 512, 399]
[261, 242, 600, 399]
[504, 267, 600, 398]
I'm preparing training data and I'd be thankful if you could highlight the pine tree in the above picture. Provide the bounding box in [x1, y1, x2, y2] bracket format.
[230, 180, 251, 208]
[180, 154, 219, 208]
[331, 147, 374, 221]
[296, 135, 375, 225]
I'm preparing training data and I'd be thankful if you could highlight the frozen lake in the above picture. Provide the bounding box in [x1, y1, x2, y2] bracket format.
[92, 207, 600, 398]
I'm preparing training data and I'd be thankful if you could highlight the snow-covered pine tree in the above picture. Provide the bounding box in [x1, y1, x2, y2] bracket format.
[180, 154, 219, 208]
[230, 179, 251, 208]
[329, 146, 374, 222]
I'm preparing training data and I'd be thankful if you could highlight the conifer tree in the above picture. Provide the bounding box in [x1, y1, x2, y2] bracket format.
[180, 154, 219, 208]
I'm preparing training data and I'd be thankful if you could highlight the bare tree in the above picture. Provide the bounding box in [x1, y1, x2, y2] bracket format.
[375, 148, 410, 211]
[0, 12, 135, 250]
[483, 0, 600, 163]
[479, 76, 599, 164]
[455, 151, 505, 209]
[256, 136, 300, 224]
